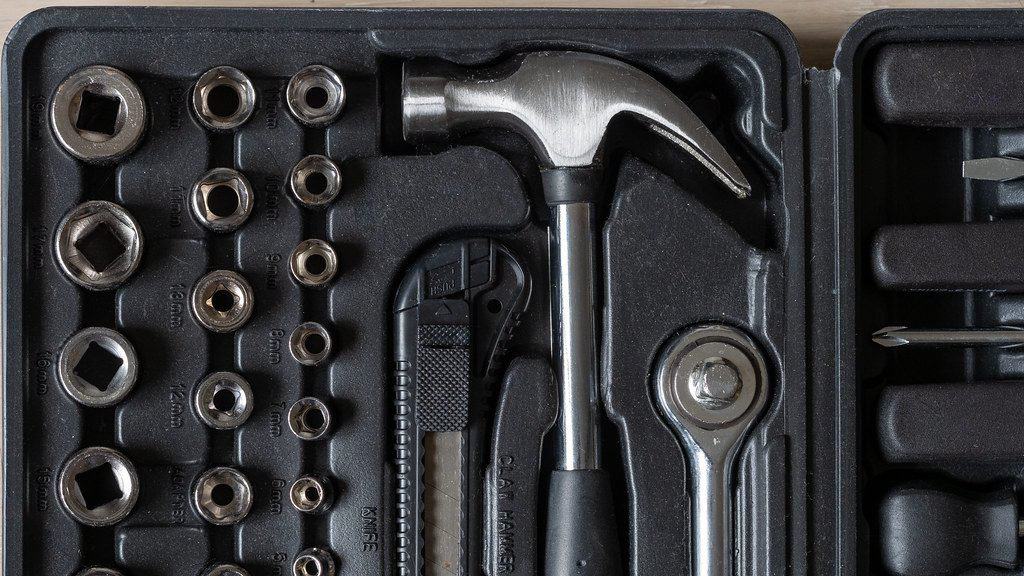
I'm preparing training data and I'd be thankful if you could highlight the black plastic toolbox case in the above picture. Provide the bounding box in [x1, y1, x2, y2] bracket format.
[3, 6, 1022, 576]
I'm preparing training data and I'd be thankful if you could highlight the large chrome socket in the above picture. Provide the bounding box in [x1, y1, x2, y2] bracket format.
[58, 446, 139, 526]
[55, 200, 144, 291]
[58, 327, 138, 407]
[51, 65, 146, 163]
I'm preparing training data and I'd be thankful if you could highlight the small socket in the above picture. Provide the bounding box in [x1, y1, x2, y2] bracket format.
[288, 397, 332, 441]
[290, 475, 334, 514]
[55, 200, 144, 290]
[289, 155, 342, 208]
[193, 66, 256, 131]
[59, 446, 139, 526]
[194, 372, 253, 430]
[76, 569, 126, 576]
[290, 239, 338, 288]
[286, 65, 346, 127]
[51, 65, 146, 163]
[292, 548, 337, 576]
[58, 327, 138, 407]
[191, 270, 255, 333]
[193, 467, 253, 525]
[203, 564, 250, 576]
[289, 322, 332, 366]
[190, 167, 254, 232]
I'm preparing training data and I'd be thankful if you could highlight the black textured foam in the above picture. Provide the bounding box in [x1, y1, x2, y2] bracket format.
[873, 42, 1024, 127]
[416, 324, 471, 431]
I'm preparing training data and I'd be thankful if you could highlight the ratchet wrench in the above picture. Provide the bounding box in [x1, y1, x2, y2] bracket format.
[654, 324, 769, 576]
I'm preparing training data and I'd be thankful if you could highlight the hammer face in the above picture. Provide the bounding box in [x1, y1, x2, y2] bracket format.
[402, 75, 451, 140]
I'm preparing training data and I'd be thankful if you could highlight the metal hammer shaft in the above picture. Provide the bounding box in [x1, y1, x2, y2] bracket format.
[552, 202, 601, 470]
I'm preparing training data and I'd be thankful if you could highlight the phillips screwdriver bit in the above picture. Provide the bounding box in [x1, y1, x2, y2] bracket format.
[872, 325, 1024, 348]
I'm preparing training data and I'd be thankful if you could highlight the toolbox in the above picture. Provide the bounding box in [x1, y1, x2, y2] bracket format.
[4, 6, 1024, 576]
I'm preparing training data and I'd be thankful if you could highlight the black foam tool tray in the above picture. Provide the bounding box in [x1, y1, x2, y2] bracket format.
[822, 8, 1024, 576]
[5, 6, 1022, 576]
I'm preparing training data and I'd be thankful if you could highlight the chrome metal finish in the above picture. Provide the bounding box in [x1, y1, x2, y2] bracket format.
[190, 167, 254, 232]
[654, 325, 769, 576]
[290, 475, 334, 514]
[51, 65, 146, 163]
[287, 65, 346, 127]
[58, 327, 138, 407]
[551, 202, 600, 471]
[287, 397, 332, 441]
[192, 467, 253, 525]
[399, 50, 753, 573]
[191, 270, 255, 333]
[193, 66, 256, 131]
[873, 325, 1024, 348]
[194, 371, 253, 430]
[55, 200, 144, 290]
[59, 446, 139, 526]
[963, 156, 1024, 181]
[402, 50, 752, 477]
[289, 239, 338, 288]
[292, 548, 336, 576]
[402, 51, 751, 195]
[289, 155, 342, 207]
[203, 564, 250, 576]
[289, 322, 332, 366]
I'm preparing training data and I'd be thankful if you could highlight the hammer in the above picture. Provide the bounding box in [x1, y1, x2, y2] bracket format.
[402, 51, 751, 575]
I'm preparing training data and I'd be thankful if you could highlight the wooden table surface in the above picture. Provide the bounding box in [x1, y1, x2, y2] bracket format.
[0, 0, 1019, 68]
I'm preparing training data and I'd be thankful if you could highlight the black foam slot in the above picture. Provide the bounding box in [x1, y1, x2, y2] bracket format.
[874, 42, 1024, 127]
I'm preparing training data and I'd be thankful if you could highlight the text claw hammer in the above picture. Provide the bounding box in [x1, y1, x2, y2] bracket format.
[401, 51, 750, 576]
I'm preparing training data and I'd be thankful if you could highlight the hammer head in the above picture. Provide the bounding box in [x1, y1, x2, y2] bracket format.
[402, 51, 750, 197]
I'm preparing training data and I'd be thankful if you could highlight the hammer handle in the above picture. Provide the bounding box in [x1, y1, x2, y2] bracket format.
[550, 201, 602, 470]
[545, 170, 623, 575]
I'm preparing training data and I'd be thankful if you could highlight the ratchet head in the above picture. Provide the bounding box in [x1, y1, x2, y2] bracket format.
[401, 51, 751, 197]
[654, 324, 769, 463]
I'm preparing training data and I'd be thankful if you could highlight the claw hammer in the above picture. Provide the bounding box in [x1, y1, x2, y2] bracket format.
[401, 51, 751, 576]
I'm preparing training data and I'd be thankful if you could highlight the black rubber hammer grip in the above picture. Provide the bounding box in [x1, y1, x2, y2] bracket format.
[545, 469, 622, 576]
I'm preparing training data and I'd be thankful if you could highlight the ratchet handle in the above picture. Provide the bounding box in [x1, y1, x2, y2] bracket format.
[544, 469, 623, 576]
[691, 450, 733, 576]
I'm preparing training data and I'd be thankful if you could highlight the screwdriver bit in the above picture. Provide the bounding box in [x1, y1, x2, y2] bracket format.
[872, 326, 1024, 348]
[963, 156, 1024, 181]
